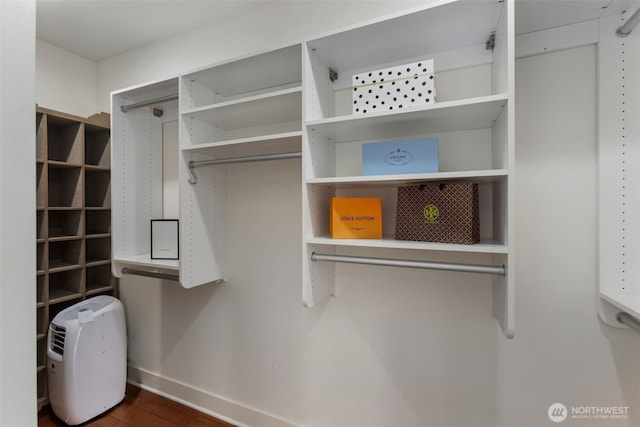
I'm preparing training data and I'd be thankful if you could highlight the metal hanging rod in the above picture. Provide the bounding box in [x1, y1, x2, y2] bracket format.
[311, 252, 505, 276]
[188, 151, 301, 184]
[121, 267, 179, 282]
[120, 94, 179, 113]
[616, 312, 640, 333]
[616, 7, 640, 37]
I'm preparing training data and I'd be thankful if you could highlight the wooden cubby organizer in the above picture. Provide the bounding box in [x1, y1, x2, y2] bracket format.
[111, 0, 515, 338]
[35, 107, 117, 409]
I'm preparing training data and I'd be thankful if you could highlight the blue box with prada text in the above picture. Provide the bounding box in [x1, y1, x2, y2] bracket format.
[362, 137, 439, 176]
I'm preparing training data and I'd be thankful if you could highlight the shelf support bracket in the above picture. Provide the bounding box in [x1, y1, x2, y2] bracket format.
[329, 68, 338, 82]
[486, 32, 496, 50]
[311, 252, 505, 276]
[187, 152, 302, 184]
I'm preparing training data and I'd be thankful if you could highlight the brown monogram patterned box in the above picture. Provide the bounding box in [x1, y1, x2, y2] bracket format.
[395, 182, 479, 244]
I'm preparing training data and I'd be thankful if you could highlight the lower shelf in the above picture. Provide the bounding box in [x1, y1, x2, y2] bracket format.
[114, 254, 179, 270]
[306, 235, 507, 254]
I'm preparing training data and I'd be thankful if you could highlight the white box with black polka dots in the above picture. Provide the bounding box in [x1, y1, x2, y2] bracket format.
[352, 59, 436, 115]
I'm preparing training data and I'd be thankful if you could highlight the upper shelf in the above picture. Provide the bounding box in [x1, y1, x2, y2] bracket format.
[181, 44, 302, 108]
[306, 94, 507, 142]
[307, 169, 508, 187]
[182, 87, 302, 130]
[182, 131, 301, 159]
[306, 0, 502, 74]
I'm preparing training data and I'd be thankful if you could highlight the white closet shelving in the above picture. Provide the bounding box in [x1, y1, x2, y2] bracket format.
[598, 8, 640, 328]
[111, 0, 515, 337]
[178, 44, 303, 288]
[301, 0, 515, 338]
[111, 77, 180, 279]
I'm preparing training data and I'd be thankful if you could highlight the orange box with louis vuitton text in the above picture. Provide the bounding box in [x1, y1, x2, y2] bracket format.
[330, 197, 382, 239]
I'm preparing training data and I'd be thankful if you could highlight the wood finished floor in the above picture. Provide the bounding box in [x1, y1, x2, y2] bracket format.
[38, 384, 235, 427]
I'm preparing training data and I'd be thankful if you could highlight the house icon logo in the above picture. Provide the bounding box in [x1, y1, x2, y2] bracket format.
[548, 403, 568, 423]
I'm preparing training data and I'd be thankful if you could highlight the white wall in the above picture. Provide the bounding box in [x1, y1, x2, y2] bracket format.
[497, 44, 640, 427]
[36, 39, 97, 118]
[0, 0, 37, 425]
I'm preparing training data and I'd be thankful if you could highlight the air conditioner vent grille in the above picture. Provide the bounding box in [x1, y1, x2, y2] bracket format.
[50, 324, 66, 356]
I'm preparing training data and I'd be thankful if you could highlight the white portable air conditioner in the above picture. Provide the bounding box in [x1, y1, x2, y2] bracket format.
[47, 295, 127, 425]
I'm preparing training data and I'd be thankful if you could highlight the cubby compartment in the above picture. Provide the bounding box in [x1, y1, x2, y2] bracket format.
[47, 115, 83, 164]
[306, 125, 505, 180]
[85, 169, 111, 208]
[85, 210, 111, 235]
[37, 337, 46, 370]
[304, 0, 505, 122]
[37, 367, 48, 407]
[86, 264, 116, 294]
[48, 269, 83, 303]
[181, 91, 301, 146]
[36, 112, 46, 162]
[37, 210, 46, 241]
[48, 210, 83, 239]
[306, 176, 507, 251]
[181, 44, 301, 109]
[180, 44, 302, 149]
[37, 306, 46, 338]
[86, 236, 111, 264]
[37, 242, 46, 273]
[49, 239, 83, 271]
[36, 163, 46, 209]
[85, 123, 111, 167]
[48, 165, 83, 208]
[48, 296, 83, 321]
[37, 275, 45, 306]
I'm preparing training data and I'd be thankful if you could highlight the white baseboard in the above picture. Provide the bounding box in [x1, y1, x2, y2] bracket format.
[127, 365, 299, 427]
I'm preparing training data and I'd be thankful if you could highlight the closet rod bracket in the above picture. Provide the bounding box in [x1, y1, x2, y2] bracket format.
[616, 312, 640, 333]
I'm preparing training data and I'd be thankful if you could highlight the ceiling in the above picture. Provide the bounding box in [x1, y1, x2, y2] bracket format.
[36, 0, 638, 62]
[36, 0, 260, 61]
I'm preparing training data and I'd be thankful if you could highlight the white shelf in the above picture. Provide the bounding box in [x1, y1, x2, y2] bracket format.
[113, 254, 179, 271]
[182, 131, 302, 159]
[306, 94, 507, 142]
[307, 169, 508, 187]
[306, 235, 507, 254]
[182, 44, 302, 105]
[182, 86, 302, 131]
